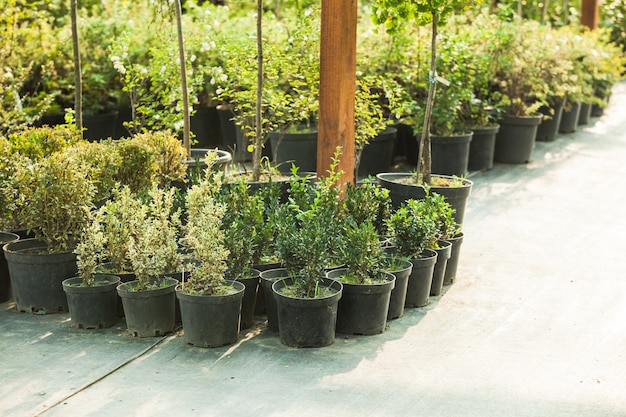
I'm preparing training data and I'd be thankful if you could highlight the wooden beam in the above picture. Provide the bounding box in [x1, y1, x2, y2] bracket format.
[581, 0, 599, 30]
[318, 0, 357, 185]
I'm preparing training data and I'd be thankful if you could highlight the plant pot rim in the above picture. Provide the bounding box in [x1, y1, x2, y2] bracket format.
[175, 280, 245, 297]
[0, 231, 20, 245]
[376, 172, 473, 188]
[325, 268, 396, 286]
[272, 276, 343, 300]
[62, 275, 121, 289]
[117, 277, 179, 293]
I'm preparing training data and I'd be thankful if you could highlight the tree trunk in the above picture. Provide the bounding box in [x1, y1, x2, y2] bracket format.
[252, 0, 264, 181]
[416, 13, 438, 186]
[70, 0, 82, 136]
[175, 0, 191, 158]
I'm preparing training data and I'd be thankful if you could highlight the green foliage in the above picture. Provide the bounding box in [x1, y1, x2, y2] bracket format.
[217, 7, 320, 165]
[18, 151, 95, 253]
[336, 219, 384, 284]
[386, 198, 438, 258]
[74, 210, 107, 286]
[6, 124, 81, 160]
[601, 0, 626, 56]
[131, 131, 187, 189]
[0, 138, 31, 231]
[275, 151, 344, 297]
[64, 140, 121, 202]
[181, 166, 230, 295]
[94, 186, 147, 274]
[111, 139, 155, 196]
[371, 0, 477, 32]
[415, 189, 461, 246]
[343, 178, 392, 236]
[0, 3, 57, 133]
[127, 184, 183, 290]
[215, 175, 264, 279]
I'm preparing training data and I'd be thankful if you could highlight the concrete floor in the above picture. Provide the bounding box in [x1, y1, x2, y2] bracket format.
[2, 82, 626, 417]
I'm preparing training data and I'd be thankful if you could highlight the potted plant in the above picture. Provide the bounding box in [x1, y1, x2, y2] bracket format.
[116, 184, 183, 337]
[218, 6, 320, 178]
[488, 18, 554, 163]
[271, 153, 344, 347]
[353, 74, 399, 179]
[176, 167, 245, 348]
[416, 190, 461, 296]
[3, 144, 95, 314]
[326, 218, 395, 336]
[215, 175, 264, 330]
[386, 198, 438, 309]
[447, 13, 500, 171]
[371, 0, 474, 226]
[62, 213, 121, 329]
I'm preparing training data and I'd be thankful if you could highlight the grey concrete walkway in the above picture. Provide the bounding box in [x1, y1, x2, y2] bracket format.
[2, 82, 626, 417]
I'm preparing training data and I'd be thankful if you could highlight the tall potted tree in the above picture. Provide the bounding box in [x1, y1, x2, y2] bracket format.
[372, 0, 474, 226]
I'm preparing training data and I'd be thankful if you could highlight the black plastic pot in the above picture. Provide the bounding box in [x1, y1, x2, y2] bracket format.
[468, 125, 499, 171]
[494, 114, 542, 164]
[260, 268, 289, 332]
[326, 269, 395, 335]
[216, 104, 251, 162]
[117, 277, 178, 337]
[253, 262, 282, 316]
[62, 275, 121, 329]
[559, 102, 581, 134]
[405, 249, 437, 308]
[358, 126, 397, 178]
[272, 277, 342, 348]
[0, 232, 19, 303]
[376, 172, 473, 226]
[443, 233, 464, 286]
[430, 240, 452, 297]
[431, 131, 473, 177]
[383, 258, 412, 321]
[83, 111, 119, 141]
[3, 239, 77, 314]
[269, 128, 318, 173]
[176, 280, 245, 348]
[578, 102, 592, 126]
[536, 101, 565, 142]
[236, 269, 260, 330]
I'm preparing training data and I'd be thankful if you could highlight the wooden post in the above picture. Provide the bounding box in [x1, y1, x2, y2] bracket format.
[581, 0, 599, 30]
[318, 0, 357, 185]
